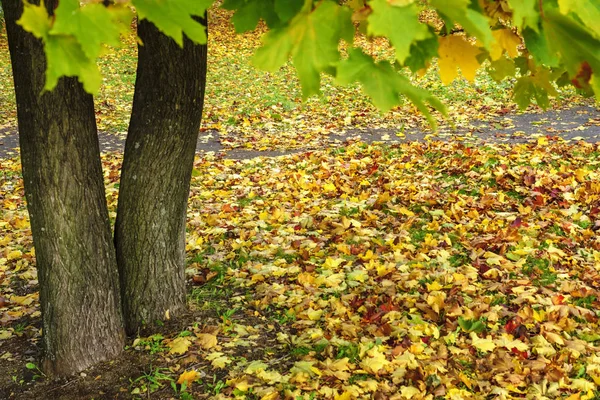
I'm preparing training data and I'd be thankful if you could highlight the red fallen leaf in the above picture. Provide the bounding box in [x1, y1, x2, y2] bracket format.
[380, 322, 392, 336]
[590, 207, 599, 217]
[475, 260, 491, 277]
[505, 317, 522, 335]
[379, 301, 398, 313]
[192, 275, 205, 285]
[552, 295, 565, 305]
[524, 174, 536, 186]
[362, 309, 385, 323]
[221, 204, 237, 212]
[367, 164, 379, 175]
[421, 336, 431, 345]
[510, 217, 522, 228]
[531, 194, 545, 206]
[511, 347, 528, 359]
[0, 297, 9, 307]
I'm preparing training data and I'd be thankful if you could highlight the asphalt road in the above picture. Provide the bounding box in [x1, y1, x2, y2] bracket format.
[1, 105, 599, 160]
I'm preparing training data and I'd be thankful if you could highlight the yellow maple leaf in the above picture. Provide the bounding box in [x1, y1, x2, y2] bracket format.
[323, 257, 345, 269]
[335, 392, 353, 400]
[168, 337, 191, 355]
[532, 335, 556, 356]
[490, 29, 521, 60]
[323, 182, 337, 192]
[360, 346, 390, 374]
[196, 333, 218, 350]
[438, 36, 482, 84]
[470, 332, 496, 352]
[400, 386, 421, 399]
[496, 333, 529, 351]
[7, 250, 22, 260]
[260, 391, 281, 400]
[176, 369, 201, 386]
[206, 351, 231, 368]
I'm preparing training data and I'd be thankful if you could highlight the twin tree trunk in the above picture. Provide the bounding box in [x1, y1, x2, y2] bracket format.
[2, 0, 207, 375]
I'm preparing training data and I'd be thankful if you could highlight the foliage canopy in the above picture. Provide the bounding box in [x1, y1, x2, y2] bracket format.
[15, 0, 600, 125]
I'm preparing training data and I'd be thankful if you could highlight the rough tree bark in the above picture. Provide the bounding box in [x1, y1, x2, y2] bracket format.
[1, 0, 124, 376]
[115, 19, 207, 333]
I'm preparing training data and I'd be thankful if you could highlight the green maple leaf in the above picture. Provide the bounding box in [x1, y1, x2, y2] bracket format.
[543, 10, 600, 78]
[488, 58, 516, 82]
[404, 30, 439, 72]
[367, 0, 431, 64]
[253, 1, 353, 99]
[274, 0, 304, 24]
[507, 0, 539, 32]
[513, 68, 557, 110]
[16, 1, 52, 39]
[336, 48, 445, 127]
[44, 35, 102, 93]
[132, 0, 213, 46]
[558, 0, 600, 38]
[522, 28, 560, 67]
[430, 0, 493, 47]
[52, 0, 132, 60]
[222, 0, 288, 32]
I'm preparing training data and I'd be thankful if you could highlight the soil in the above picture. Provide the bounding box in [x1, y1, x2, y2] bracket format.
[0, 285, 292, 399]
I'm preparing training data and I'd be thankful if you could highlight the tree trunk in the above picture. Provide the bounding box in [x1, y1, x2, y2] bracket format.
[1, 0, 124, 376]
[115, 19, 207, 333]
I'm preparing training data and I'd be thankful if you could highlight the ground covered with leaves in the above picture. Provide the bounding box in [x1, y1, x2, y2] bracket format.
[2, 4, 600, 400]
[2, 138, 600, 399]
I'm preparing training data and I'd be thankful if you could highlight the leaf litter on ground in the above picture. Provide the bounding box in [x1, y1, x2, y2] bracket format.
[2, 138, 600, 398]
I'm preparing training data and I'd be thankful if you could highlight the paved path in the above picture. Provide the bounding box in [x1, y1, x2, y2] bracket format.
[1, 105, 598, 160]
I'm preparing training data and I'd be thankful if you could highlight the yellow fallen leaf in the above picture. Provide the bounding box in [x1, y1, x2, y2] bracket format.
[426, 292, 446, 314]
[206, 352, 231, 368]
[438, 35, 482, 84]
[0, 330, 12, 340]
[426, 280, 443, 291]
[7, 250, 22, 260]
[177, 370, 201, 386]
[360, 346, 390, 374]
[570, 378, 595, 392]
[544, 331, 564, 346]
[307, 308, 324, 321]
[196, 333, 218, 350]
[261, 391, 281, 400]
[9, 295, 36, 306]
[323, 182, 337, 192]
[168, 337, 191, 355]
[400, 386, 422, 399]
[470, 332, 496, 352]
[335, 392, 353, 400]
[496, 333, 529, 351]
[323, 257, 345, 269]
[532, 335, 556, 356]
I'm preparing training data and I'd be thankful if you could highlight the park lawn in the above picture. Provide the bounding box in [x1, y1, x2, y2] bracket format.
[2, 139, 600, 398]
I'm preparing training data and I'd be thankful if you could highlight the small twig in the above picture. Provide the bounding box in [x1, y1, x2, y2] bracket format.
[46, 379, 75, 393]
[538, 0, 545, 18]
